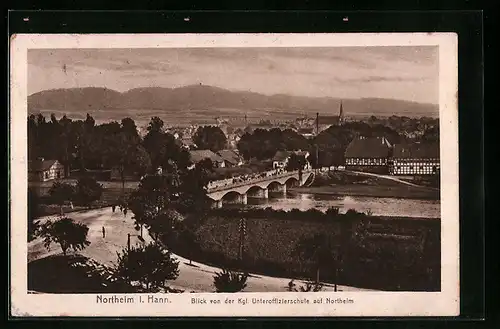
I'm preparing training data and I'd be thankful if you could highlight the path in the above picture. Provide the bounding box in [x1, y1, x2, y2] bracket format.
[28, 208, 377, 293]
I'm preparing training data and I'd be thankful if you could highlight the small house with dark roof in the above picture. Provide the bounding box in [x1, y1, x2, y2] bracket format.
[217, 149, 243, 167]
[28, 158, 65, 182]
[272, 150, 311, 170]
[177, 137, 196, 150]
[389, 142, 440, 175]
[298, 128, 315, 139]
[189, 150, 226, 169]
[344, 137, 392, 173]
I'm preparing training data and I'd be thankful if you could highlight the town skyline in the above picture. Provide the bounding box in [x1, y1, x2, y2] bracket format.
[28, 46, 439, 106]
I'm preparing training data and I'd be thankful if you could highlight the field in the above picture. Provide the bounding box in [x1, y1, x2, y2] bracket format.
[169, 210, 441, 291]
[298, 170, 440, 200]
[292, 184, 439, 200]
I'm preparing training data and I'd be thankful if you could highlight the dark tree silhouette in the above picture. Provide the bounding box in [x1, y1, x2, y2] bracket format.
[114, 242, 180, 292]
[193, 126, 228, 152]
[39, 217, 91, 256]
[293, 233, 341, 288]
[75, 177, 103, 208]
[213, 269, 248, 292]
[286, 153, 308, 173]
[48, 182, 75, 214]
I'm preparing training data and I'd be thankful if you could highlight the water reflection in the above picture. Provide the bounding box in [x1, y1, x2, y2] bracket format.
[234, 191, 441, 219]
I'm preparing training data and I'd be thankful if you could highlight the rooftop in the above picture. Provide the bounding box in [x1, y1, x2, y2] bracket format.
[345, 137, 391, 159]
[392, 142, 440, 159]
[189, 150, 225, 164]
[217, 149, 242, 165]
[28, 159, 59, 172]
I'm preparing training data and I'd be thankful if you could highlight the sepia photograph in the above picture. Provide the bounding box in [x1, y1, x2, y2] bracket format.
[10, 33, 459, 317]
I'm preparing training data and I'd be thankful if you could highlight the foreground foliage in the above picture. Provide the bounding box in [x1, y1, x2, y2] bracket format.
[39, 217, 91, 256]
[114, 242, 180, 292]
[213, 269, 249, 293]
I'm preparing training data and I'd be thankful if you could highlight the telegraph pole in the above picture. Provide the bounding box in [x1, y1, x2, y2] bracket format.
[238, 218, 247, 267]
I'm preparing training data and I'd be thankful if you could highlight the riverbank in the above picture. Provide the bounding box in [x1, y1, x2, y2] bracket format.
[290, 184, 439, 200]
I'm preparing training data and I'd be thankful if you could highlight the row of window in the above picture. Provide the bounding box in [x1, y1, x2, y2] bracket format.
[390, 159, 439, 164]
[346, 158, 387, 165]
[390, 165, 438, 175]
[390, 162, 440, 167]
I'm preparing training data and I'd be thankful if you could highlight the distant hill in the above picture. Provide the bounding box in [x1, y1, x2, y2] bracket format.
[28, 85, 439, 123]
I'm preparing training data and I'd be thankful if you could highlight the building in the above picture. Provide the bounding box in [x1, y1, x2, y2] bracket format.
[217, 149, 244, 167]
[344, 136, 392, 173]
[272, 150, 311, 170]
[189, 150, 226, 169]
[389, 142, 440, 175]
[177, 137, 197, 150]
[298, 128, 315, 139]
[28, 158, 65, 182]
[318, 101, 346, 126]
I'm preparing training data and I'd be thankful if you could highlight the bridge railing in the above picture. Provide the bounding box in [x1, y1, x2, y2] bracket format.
[206, 169, 311, 193]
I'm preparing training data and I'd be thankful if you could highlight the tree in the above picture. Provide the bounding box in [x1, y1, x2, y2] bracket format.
[142, 117, 188, 171]
[176, 162, 213, 214]
[27, 188, 40, 241]
[213, 269, 248, 292]
[48, 182, 75, 214]
[114, 242, 180, 292]
[75, 177, 103, 208]
[127, 174, 174, 237]
[193, 126, 228, 152]
[293, 233, 341, 289]
[107, 132, 151, 193]
[176, 225, 201, 265]
[286, 153, 308, 178]
[146, 209, 184, 243]
[421, 125, 439, 143]
[39, 217, 91, 256]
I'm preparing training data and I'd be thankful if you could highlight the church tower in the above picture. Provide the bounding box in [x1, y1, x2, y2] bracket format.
[338, 100, 345, 125]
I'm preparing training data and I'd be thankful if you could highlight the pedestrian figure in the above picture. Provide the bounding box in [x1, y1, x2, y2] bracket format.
[112, 205, 116, 213]
[102, 226, 106, 238]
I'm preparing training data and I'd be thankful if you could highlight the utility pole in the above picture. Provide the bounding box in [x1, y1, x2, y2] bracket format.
[238, 218, 247, 267]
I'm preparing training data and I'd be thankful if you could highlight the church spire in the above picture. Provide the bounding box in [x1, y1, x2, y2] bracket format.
[339, 100, 345, 125]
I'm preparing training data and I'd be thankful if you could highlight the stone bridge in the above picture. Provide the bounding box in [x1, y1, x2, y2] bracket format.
[206, 169, 314, 208]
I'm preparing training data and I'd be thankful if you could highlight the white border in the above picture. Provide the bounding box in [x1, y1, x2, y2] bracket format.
[10, 33, 459, 317]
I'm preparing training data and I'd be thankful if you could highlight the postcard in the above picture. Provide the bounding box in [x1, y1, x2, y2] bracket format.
[10, 32, 459, 317]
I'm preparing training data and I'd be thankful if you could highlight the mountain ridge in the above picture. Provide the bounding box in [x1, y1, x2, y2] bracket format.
[28, 85, 439, 120]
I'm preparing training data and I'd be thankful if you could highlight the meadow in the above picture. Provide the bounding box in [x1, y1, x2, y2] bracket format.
[169, 208, 441, 291]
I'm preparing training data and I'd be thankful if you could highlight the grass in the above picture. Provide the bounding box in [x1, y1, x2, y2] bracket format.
[27, 254, 125, 293]
[35, 187, 136, 217]
[169, 212, 441, 291]
[292, 184, 439, 200]
[298, 170, 440, 200]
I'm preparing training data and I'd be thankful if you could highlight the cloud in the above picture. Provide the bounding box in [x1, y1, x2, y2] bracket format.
[28, 46, 438, 104]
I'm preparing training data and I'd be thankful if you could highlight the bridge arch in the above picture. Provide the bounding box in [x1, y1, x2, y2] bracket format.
[246, 185, 264, 195]
[284, 176, 299, 186]
[220, 190, 243, 201]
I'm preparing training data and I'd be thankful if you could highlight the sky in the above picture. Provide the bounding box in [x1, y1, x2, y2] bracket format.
[28, 46, 439, 104]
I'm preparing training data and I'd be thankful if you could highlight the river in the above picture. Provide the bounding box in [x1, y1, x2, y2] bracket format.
[225, 191, 441, 219]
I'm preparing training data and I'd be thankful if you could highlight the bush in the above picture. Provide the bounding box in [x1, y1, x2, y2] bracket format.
[213, 269, 248, 292]
[75, 177, 103, 207]
[172, 211, 440, 291]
